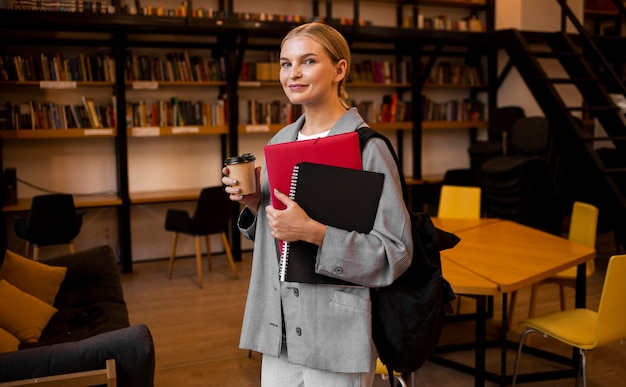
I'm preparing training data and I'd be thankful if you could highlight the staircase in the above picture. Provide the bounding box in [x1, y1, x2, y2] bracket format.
[494, 1, 626, 243]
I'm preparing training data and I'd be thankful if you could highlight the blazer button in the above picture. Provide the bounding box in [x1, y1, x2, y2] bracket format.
[293, 288, 299, 297]
[296, 327, 302, 336]
[334, 266, 343, 275]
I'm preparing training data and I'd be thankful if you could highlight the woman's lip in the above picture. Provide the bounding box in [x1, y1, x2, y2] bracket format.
[289, 84, 306, 90]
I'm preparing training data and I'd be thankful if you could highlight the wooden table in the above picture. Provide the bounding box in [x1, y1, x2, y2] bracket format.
[2, 193, 122, 212]
[431, 218, 596, 387]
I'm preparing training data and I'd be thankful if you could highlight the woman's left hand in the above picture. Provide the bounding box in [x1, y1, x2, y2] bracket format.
[266, 189, 326, 245]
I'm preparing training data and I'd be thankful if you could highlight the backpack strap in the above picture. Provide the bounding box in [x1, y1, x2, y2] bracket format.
[358, 126, 408, 386]
[356, 126, 409, 205]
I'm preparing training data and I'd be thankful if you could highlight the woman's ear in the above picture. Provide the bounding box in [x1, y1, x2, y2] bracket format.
[335, 59, 348, 81]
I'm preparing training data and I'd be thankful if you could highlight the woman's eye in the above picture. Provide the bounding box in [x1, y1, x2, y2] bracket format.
[304, 59, 315, 65]
[280, 62, 291, 68]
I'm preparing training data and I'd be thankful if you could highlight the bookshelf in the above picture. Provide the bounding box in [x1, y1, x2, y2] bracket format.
[0, 0, 495, 267]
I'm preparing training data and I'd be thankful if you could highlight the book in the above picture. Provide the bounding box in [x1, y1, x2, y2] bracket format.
[264, 131, 362, 211]
[279, 162, 384, 285]
[264, 131, 363, 263]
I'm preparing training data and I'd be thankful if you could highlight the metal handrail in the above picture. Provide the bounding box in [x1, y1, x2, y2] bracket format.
[556, 0, 626, 98]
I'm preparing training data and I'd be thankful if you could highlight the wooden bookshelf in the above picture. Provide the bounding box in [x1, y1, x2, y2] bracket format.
[0, 128, 116, 139]
[127, 125, 228, 136]
[3, 193, 122, 213]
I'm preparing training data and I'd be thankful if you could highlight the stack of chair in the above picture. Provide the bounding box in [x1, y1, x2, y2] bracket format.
[480, 116, 558, 232]
[468, 105, 526, 172]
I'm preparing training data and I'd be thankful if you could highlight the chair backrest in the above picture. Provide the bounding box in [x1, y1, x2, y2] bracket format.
[569, 201, 599, 273]
[596, 254, 626, 347]
[191, 186, 231, 235]
[26, 193, 81, 245]
[569, 202, 598, 247]
[438, 185, 481, 219]
[487, 106, 526, 141]
[510, 117, 550, 156]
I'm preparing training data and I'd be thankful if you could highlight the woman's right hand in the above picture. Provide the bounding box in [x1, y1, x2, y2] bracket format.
[222, 165, 262, 214]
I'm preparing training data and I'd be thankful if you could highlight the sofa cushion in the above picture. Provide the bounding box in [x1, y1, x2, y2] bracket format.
[0, 324, 156, 387]
[0, 250, 67, 305]
[0, 279, 58, 343]
[0, 328, 19, 353]
[22, 245, 131, 347]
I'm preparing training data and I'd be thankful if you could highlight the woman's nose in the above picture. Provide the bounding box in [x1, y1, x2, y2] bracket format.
[290, 65, 301, 78]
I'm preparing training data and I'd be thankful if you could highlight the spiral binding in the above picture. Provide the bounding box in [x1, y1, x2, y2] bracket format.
[278, 164, 301, 281]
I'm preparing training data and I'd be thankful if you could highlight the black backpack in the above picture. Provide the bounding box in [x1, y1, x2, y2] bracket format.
[357, 127, 458, 383]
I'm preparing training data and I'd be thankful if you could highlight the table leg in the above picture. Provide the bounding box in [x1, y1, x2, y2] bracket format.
[475, 296, 486, 387]
[500, 293, 508, 387]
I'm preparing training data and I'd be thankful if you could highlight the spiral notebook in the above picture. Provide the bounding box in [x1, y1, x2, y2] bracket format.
[263, 131, 362, 211]
[279, 162, 385, 285]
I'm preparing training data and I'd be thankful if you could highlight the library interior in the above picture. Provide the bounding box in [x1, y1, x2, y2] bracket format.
[1, 0, 626, 386]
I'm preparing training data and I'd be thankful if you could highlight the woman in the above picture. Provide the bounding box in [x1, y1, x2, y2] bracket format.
[222, 21, 412, 387]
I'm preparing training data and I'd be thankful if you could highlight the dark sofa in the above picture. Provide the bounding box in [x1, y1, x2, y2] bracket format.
[0, 245, 155, 386]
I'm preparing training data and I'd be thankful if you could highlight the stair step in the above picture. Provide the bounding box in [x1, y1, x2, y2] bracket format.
[531, 50, 582, 58]
[582, 136, 626, 142]
[548, 77, 597, 84]
[567, 106, 621, 111]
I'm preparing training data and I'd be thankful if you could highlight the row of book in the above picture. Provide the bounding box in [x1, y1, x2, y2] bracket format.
[126, 51, 226, 82]
[350, 94, 412, 124]
[0, 97, 114, 130]
[244, 100, 303, 126]
[426, 62, 484, 86]
[12, 0, 113, 13]
[349, 60, 412, 85]
[126, 98, 227, 128]
[0, 53, 115, 82]
[421, 96, 485, 122]
[240, 62, 281, 82]
[401, 13, 485, 32]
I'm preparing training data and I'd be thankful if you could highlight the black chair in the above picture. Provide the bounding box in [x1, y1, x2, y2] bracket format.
[164, 186, 238, 288]
[14, 193, 85, 260]
[480, 116, 559, 232]
[468, 106, 526, 171]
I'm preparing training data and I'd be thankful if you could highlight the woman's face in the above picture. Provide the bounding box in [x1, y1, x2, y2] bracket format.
[279, 35, 346, 108]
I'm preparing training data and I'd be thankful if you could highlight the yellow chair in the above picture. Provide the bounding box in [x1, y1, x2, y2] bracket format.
[375, 358, 407, 387]
[437, 185, 481, 219]
[438, 184, 481, 314]
[511, 254, 626, 387]
[508, 201, 598, 326]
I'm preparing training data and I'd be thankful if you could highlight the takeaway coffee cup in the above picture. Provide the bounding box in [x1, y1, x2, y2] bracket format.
[224, 153, 256, 195]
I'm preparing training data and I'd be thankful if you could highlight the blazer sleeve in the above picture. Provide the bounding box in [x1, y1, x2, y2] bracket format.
[314, 137, 413, 287]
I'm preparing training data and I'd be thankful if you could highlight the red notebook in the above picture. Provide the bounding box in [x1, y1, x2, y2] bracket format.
[263, 131, 362, 210]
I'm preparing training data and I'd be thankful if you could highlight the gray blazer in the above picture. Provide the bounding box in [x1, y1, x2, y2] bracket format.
[238, 108, 413, 373]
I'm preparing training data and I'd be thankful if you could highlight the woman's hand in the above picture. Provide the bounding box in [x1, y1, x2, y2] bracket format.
[266, 189, 326, 245]
[222, 165, 262, 214]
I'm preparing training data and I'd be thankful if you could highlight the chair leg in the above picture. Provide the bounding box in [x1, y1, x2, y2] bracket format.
[580, 348, 587, 387]
[508, 290, 518, 330]
[195, 236, 203, 288]
[205, 235, 212, 272]
[512, 328, 537, 387]
[33, 245, 40, 261]
[168, 232, 179, 280]
[220, 231, 238, 279]
[528, 284, 539, 318]
[68, 241, 76, 253]
[559, 284, 567, 310]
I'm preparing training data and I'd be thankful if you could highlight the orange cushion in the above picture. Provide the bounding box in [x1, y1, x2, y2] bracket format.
[0, 250, 67, 305]
[0, 279, 58, 343]
[0, 327, 19, 353]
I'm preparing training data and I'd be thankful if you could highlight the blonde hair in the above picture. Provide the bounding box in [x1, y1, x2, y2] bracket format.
[281, 22, 351, 109]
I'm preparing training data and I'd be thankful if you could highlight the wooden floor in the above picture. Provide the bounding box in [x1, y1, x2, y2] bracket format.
[120, 231, 626, 387]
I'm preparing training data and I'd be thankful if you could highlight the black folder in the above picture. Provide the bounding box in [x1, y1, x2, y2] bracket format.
[279, 162, 385, 285]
